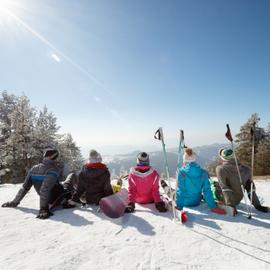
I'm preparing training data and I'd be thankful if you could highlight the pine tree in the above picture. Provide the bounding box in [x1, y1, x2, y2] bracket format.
[0, 92, 18, 182]
[234, 113, 270, 175]
[6, 95, 36, 180]
[255, 124, 270, 175]
[235, 113, 261, 170]
[0, 91, 84, 183]
[0, 91, 18, 163]
[56, 133, 84, 179]
[32, 106, 59, 163]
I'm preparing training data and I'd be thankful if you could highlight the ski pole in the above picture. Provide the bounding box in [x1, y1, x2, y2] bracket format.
[177, 130, 185, 170]
[154, 127, 176, 221]
[225, 124, 252, 219]
[250, 122, 256, 215]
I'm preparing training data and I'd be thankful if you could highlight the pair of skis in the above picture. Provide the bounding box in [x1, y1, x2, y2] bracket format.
[154, 128, 187, 223]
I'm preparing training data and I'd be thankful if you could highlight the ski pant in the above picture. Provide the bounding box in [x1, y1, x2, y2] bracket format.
[245, 180, 261, 207]
[213, 180, 261, 208]
[49, 183, 65, 204]
[49, 178, 76, 209]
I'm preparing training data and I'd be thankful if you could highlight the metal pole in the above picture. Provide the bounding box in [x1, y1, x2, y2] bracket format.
[159, 128, 176, 221]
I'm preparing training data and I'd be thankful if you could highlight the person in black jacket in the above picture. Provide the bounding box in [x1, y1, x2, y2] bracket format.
[69, 149, 113, 206]
[1, 149, 67, 219]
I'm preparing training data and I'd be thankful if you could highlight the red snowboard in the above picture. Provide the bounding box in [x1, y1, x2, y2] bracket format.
[99, 188, 128, 218]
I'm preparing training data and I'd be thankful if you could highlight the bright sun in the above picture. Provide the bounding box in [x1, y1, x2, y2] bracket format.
[0, 0, 20, 28]
[0, 0, 20, 15]
[0, 0, 11, 11]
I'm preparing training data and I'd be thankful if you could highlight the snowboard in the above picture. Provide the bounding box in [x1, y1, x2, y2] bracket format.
[99, 188, 128, 218]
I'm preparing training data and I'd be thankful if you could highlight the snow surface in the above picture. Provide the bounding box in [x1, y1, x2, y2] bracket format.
[0, 181, 270, 270]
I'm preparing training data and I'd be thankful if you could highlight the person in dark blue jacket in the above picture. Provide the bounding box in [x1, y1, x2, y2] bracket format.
[1, 149, 68, 219]
[176, 148, 225, 215]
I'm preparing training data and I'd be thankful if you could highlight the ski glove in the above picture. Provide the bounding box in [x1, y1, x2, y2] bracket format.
[255, 205, 268, 213]
[155, 201, 167, 212]
[36, 208, 54, 219]
[125, 202, 135, 213]
[211, 207, 226, 215]
[1, 201, 18, 208]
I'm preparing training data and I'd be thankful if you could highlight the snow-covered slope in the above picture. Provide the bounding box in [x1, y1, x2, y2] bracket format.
[0, 181, 270, 270]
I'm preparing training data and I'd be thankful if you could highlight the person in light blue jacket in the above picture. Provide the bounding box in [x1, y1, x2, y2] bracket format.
[176, 148, 225, 215]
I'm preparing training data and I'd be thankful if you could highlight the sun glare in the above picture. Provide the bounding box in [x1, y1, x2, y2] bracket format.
[0, 0, 12, 11]
[0, 0, 24, 16]
[0, 0, 21, 30]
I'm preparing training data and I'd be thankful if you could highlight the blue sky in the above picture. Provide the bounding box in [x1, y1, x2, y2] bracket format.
[1, 0, 270, 156]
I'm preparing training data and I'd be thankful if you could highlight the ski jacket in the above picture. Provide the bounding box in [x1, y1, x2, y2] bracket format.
[127, 166, 162, 204]
[12, 159, 62, 209]
[216, 160, 260, 207]
[176, 162, 216, 210]
[71, 163, 113, 204]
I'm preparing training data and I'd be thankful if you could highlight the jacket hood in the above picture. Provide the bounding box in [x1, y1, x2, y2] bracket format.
[82, 163, 108, 178]
[42, 159, 58, 167]
[134, 165, 151, 173]
[83, 162, 107, 168]
[181, 162, 204, 178]
[130, 166, 154, 177]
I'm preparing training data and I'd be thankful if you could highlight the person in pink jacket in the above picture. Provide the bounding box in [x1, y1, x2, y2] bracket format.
[125, 152, 167, 213]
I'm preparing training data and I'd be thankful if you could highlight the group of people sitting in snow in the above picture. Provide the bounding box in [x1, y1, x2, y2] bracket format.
[1, 147, 268, 219]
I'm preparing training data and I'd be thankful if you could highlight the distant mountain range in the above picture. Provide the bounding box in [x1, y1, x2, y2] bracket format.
[104, 143, 228, 176]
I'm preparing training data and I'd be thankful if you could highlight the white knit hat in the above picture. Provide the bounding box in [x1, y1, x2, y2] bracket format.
[183, 148, 196, 163]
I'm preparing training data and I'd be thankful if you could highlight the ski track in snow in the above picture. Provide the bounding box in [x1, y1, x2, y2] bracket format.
[0, 182, 270, 270]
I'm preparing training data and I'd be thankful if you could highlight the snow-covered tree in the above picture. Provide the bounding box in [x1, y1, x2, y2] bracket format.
[56, 133, 84, 179]
[235, 113, 262, 169]
[5, 95, 36, 180]
[207, 113, 269, 176]
[32, 106, 59, 163]
[0, 91, 83, 183]
[0, 91, 18, 167]
[255, 124, 270, 175]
